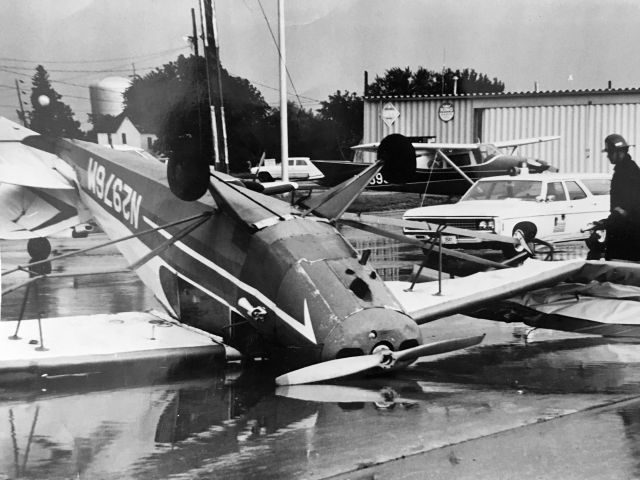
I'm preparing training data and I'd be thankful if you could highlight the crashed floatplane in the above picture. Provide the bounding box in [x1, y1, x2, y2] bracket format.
[2, 117, 639, 386]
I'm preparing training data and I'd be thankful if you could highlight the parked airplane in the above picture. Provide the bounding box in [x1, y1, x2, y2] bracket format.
[313, 134, 560, 196]
[2, 117, 639, 386]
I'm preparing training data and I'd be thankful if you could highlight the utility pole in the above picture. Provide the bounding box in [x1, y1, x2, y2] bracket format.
[199, 0, 220, 171]
[200, 0, 228, 173]
[210, 0, 229, 173]
[15, 79, 27, 127]
[190, 8, 199, 57]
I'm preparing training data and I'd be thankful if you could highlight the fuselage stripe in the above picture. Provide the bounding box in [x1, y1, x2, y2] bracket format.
[141, 216, 316, 342]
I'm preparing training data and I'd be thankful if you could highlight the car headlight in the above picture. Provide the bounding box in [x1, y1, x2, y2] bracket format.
[477, 220, 495, 230]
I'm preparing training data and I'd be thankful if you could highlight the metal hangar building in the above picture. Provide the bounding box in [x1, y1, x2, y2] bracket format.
[363, 88, 640, 173]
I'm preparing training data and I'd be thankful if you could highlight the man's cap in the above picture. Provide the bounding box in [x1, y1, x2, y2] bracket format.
[603, 133, 633, 152]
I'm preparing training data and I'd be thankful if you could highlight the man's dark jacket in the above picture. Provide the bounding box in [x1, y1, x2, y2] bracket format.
[606, 154, 640, 260]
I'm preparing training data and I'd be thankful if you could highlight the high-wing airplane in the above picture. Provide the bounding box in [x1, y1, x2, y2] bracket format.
[312, 134, 560, 196]
[2, 116, 639, 386]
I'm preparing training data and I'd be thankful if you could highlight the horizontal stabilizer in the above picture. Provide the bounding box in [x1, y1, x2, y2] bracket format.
[0, 183, 81, 239]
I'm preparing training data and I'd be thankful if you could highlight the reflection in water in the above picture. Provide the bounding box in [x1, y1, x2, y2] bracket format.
[414, 336, 640, 395]
[4, 339, 640, 480]
[0, 228, 633, 479]
[0, 367, 433, 480]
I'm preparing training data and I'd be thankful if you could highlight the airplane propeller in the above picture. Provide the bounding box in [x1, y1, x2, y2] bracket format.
[275, 334, 485, 386]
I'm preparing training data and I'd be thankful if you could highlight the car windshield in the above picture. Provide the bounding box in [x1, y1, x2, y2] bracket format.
[462, 180, 543, 201]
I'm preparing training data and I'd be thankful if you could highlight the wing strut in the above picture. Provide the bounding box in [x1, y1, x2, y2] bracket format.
[1, 211, 213, 278]
[435, 149, 475, 186]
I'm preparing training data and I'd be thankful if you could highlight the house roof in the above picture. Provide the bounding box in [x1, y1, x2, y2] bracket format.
[94, 113, 125, 134]
[94, 113, 155, 135]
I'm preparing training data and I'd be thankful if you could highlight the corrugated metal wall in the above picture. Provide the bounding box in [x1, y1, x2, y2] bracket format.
[363, 98, 475, 162]
[483, 104, 640, 173]
[364, 95, 640, 173]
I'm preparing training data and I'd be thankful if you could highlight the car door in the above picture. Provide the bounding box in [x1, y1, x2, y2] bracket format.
[563, 180, 595, 239]
[542, 180, 571, 241]
[578, 177, 611, 225]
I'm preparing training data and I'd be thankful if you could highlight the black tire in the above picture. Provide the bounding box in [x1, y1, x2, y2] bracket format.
[501, 222, 537, 258]
[27, 237, 51, 261]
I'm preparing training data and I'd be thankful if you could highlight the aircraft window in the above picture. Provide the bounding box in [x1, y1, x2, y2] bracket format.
[546, 182, 566, 201]
[565, 181, 587, 200]
[582, 178, 611, 196]
[296, 159, 306, 166]
[463, 180, 542, 201]
[448, 151, 472, 167]
[427, 154, 445, 169]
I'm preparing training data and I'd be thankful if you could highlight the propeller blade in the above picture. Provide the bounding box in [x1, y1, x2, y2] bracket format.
[393, 334, 485, 363]
[275, 354, 383, 386]
[276, 385, 391, 403]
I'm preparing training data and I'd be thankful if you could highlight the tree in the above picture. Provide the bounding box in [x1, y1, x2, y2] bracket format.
[123, 54, 270, 173]
[367, 67, 505, 96]
[28, 65, 83, 138]
[319, 90, 363, 160]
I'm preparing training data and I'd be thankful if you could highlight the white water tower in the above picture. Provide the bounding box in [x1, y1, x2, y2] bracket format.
[89, 76, 131, 117]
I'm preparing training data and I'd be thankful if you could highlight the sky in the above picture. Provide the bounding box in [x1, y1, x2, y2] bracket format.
[1, 0, 639, 129]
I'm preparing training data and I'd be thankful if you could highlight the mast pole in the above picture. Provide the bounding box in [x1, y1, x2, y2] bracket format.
[278, 0, 289, 181]
[199, 0, 221, 171]
[210, 0, 229, 173]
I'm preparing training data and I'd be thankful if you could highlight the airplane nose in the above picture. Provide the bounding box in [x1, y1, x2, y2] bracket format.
[321, 308, 422, 361]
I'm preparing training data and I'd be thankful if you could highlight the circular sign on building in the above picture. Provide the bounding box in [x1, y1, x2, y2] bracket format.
[381, 102, 400, 127]
[438, 102, 455, 122]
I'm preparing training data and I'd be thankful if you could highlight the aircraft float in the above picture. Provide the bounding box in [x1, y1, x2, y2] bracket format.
[3, 117, 640, 386]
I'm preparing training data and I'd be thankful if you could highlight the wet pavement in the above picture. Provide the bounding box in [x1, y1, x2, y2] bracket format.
[3, 225, 640, 479]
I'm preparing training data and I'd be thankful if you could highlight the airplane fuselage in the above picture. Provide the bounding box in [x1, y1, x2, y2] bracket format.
[53, 139, 422, 367]
[315, 154, 549, 196]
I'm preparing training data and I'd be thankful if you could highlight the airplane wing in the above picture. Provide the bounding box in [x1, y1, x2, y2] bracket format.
[0, 141, 74, 189]
[0, 183, 83, 239]
[0, 117, 86, 240]
[386, 259, 583, 325]
[352, 141, 480, 153]
[387, 259, 640, 338]
[491, 135, 561, 149]
[352, 136, 561, 154]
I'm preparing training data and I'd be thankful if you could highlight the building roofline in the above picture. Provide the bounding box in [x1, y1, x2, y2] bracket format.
[364, 87, 640, 101]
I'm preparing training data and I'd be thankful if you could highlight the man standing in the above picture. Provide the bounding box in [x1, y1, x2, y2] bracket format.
[602, 134, 640, 261]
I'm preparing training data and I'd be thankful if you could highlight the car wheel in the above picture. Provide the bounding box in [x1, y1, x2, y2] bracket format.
[502, 222, 537, 258]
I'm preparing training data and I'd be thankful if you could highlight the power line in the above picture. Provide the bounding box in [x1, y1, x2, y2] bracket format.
[0, 47, 190, 65]
[255, 0, 304, 110]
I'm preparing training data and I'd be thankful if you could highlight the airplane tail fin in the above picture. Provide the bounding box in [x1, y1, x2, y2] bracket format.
[300, 161, 383, 221]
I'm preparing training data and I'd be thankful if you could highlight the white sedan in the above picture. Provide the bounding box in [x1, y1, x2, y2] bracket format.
[250, 157, 324, 182]
[402, 172, 611, 251]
